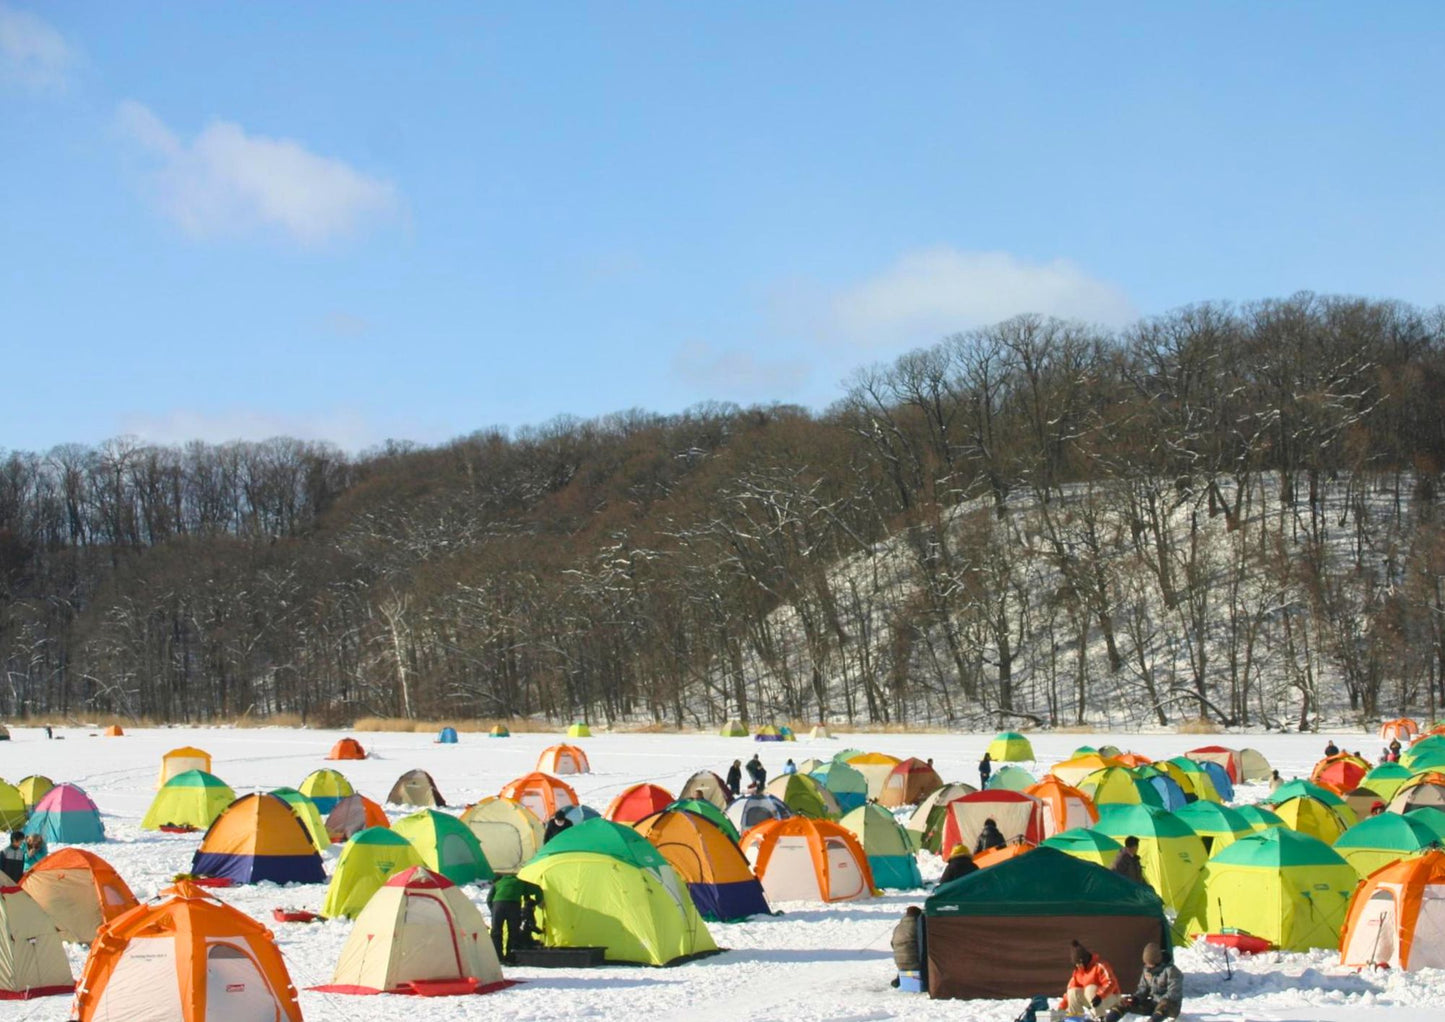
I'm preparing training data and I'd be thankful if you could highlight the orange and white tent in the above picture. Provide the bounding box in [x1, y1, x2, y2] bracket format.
[327, 737, 367, 761]
[1186, 746, 1243, 784]
[19, 848, 138, 944]
[72, 880, 302, 1021]
[1380, 718, 1421, 743]
[1341, 848, 1445, 970]
[0, 885, 73, 999]
[315, 867, 505, 995]
[535, 744, 590, 775]
[738, 817, 875, 903]
[156, 747, 212, 789]
[497, 772, 577, 821]
[1023, 779, 1098, 838]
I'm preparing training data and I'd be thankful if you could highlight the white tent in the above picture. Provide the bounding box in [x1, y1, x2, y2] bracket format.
[0, 886, 72, 997]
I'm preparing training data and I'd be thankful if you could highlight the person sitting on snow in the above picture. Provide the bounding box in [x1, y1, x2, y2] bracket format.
[1061, 939, 1122, 1019]
[937, 845, 978, 886]
[1104, 942, 1182, 1022]
[889, 905, 922, 986]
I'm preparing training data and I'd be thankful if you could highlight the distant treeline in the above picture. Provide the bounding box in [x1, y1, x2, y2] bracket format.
[5, 292, 1445, 728]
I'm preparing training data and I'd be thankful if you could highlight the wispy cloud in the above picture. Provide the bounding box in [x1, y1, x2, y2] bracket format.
[670, 341, 811, 398]
[0, 4, 75, 92]
[115, 100, 400, 246]
[825, 247, 1137, 347]
[323, 311, 372, 338]
[118, 407, 398, 452]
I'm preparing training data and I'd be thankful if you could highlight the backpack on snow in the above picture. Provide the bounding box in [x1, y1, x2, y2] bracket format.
[1014, 994, 1051, 1022]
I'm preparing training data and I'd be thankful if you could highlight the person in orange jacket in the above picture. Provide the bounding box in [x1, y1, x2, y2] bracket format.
[1061, 939, 1123, 1018]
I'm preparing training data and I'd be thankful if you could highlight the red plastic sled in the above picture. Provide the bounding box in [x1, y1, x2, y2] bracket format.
[1205, 932, 1273, 954]
[189, 876, 234, 888]
[272, 908, 320, 923]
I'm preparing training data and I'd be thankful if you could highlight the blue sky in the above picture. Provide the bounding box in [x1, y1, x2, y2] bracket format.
[3, 3, 1443, 451]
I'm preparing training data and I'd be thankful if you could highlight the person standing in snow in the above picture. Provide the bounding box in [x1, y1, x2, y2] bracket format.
[1112, 836, 1149, 888]
[978, 751, 993, 788]
[726, 759, 743, 798]
[543, 809, 572, 843]
[0, 832, 25, 883]
[746, 754, 767, 793]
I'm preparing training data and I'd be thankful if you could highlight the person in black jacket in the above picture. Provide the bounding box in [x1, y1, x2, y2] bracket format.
[1323, 740, 1339, 757]
[0, 831, 25, 883]
[937, 845, 978, 886]
[978, 751, 993, 788]
[974, 818, 1006, 854]
[543, 809, 572, 843]
[746, 755, 767, 793]
[1112, 836, 1149, 887]
[726, 759, 743, 799]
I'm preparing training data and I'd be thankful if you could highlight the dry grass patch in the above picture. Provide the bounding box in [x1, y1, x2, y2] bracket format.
[1175, 716, 1222, 734]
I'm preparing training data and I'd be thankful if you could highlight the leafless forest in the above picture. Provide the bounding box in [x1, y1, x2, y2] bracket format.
[5, 294, 1445, 729]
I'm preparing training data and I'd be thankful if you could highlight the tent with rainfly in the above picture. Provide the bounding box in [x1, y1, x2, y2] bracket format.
[391, 809, 493, 886]
[156, 747, 211, 789]
[739, 817, 876, 903]
[298, 768, 355, 815]
[191, 793, 327, 886]
[0, 885, 74, 999]
[923, 847, 1167, 1000]
[1093, 804, 1206, 913]
[633, 809, 771, 922]
[838, 803, 922, 890]
[985, 732, 1034, 763]
[140, 770, 235, 832]
[19, 848, 137, 944]
[25, 783, 105, 844]
[1176, 828, 1356, 951]
[460, 798, 543, 875]
[322, 827, 425, 919]
[314, 867, 507, 996]
[72, 880, 301, 1022]
[519, 818, 718, 965]
[1340, 847, 1445, 970]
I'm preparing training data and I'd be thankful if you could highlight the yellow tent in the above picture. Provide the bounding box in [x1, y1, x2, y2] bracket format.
[844, 752, 902, 799]
[321, 828, 423, 919]
[1048, 753, 1122, 788]
[1093, 805, 1206, 913]
[986, 732, 1035, 763]
[1270, 795, 1354, 844]
[156, 746, 212, 788]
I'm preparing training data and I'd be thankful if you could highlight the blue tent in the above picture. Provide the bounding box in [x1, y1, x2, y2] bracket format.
[1143, 773, 1188, 812]
[1197, 760, 1235, 801]
[438, 726, 458, 744]
[562, 804, 601, 825]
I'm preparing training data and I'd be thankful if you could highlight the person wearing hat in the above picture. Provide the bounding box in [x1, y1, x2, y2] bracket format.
[937, 845, 978, 886]
[1103, 941, 1182, 1021]
[1060, 939, 1122, 1019]
[889, 905, 922, 986]
[0, 831, 25, 883]
[543, 808, 573, 843]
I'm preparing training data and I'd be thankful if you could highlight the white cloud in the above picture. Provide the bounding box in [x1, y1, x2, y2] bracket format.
[115, 100, 399, 246]
[670, 341, 811, 397]
[118, 407, 398, 452]
[0, 4, 75, 92]
[828, 247, 1137, 347]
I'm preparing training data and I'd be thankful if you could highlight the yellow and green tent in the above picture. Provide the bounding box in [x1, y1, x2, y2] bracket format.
[1361, 762, 1414, 802]
[986, 732, 1034, 763]
[140, 770, 235, 831]
[1333, 812, 1441, 878]
[1269, 795, 1354, 844]
[719, 720, 748, 737]
[1163, 757, 1221, 803]
[1039, 827, 1121, 868]
[298, 768, 355, 815]
[1176, 828, 1356, 951]
[270, 787, 330, 851]
[1080, 766, 1164, 810]
[392, 808, 493, 885]
[986, 765, 1037, 792]
[321, 827, 423, 919]
[567, 722, 592, 738]
[1049, 753, 1122, 788]
[0, 781, 25, 830]
[764, 773, 840, 820]
[1172, 801, 1253, 856]
[1093, 804, 1205, 912]
[1233, 804, 1286, 832]
[16, 775, 53, 812]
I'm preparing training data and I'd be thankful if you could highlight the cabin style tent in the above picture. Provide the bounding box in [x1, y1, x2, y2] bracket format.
[719, 720, 748, 737]
[72, 881, 301, 1022]
[460, 798, 544, 875]
[924, 847, 1167, 1000]
[807, 759, 869, 813]
[566, 722, 592, 738]
[1340, 848, 1445, 970]
[726, 794, 793, 833]
[391, 810, 493, 886]
[985, 732, 1035, 763]
[1176, 828, 1356, 951]
[764, 773, 840, 820]
[387, 769, 446, 808]
[437, 726, 458, 744]
[327, 737, 367, 761]
[298, 768, 355, 814]
[1023, 778, 1098, 838]
[191, 793, 327, 886]
[838, 803, 923, 889]
[140, 771, 235, 832]
[518, 820, 718, 965]
[938, 790, 1045, 856]
[605, 783, 674, 825]
[321, 827, 425, 919]
[25, 784, 105, 844]
[498, 772, 577, 820]
[536, 744, 591, 775]
[633, 809, 772, 922]
[16, 775, 53, 812]
[679, 770, 733, 810]
[739, 817, 875, 903]
[19, 848, 137, 944]
[156, 747, 211, 788]
[324, 793, 389, 843]
[0, 886, 74, 999]
[315, 867, 506, 996]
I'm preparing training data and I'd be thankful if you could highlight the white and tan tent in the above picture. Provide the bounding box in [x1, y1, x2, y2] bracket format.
[535, 744, 590, 775]
[316, 867, 505, 995]
[460, 798, 543, 875]
[19, 848, 138, 944]
[0, 885, 73, 997]
[808, 725, 834, 740]
[156, 746, 212, 789]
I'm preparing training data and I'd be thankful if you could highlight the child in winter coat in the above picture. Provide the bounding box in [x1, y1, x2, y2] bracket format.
[1103, 942, 1183, 1021]
[1061, 940, 1122, 1019]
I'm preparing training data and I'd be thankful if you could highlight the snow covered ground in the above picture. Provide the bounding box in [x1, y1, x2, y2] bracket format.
[0, 724, 1438, 1021]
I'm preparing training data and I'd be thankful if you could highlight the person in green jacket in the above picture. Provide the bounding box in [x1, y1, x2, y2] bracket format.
[487, 875, 542, 963]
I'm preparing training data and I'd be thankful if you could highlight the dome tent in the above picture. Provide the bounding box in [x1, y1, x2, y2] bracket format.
[191, 793, 326, 886]
[327, 737, 367, 760]
[678, 770, 732, 810]
[985, 731, 1034, 763]
[488, 724, 510, 738]
[391, 809, 493, 886]
[437, 726, 458, 744]
[605, 784, 674, 825]
[19, 847, 137, 944]
[904, 783, 977, 853]
[0, 885, 73, 999]
[566, 722, 592, 738]
[719, 720, 748, 737]
[663, 799, 740, 842]
[387, 768, 446, 808]
[498, 772, 577, 820]
[156, 747, 212, 789]
[726, 793, 793, 833]
[25, 783, 105, 844]
[460, 798, 543, 875]
[838, 803, 923, 889]
[324, 793, 389, 843]
[16, 775, 53, 812]
[322, 827, 425, 920]
[764, 773, 840, 820]
[633, 809, 771, 922]
[739, 817, 876, 904]
[140, 771, 235, 832]
[1093, 804, 1206, 913]
[1038, 828, 1122, 868]
[298, 768, 355, 814]
[536, 744, 591, 775]
[269, 787, 330, 851]
[1333, 813, 1442, 878]
[808, 759, 869, 813]
[1341, 847, 1445, 970]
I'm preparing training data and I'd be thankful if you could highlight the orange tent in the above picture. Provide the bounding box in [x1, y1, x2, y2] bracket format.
[973, 841, 1036, 870]
[102, 725, 123, 737]
[536, 744, 591, 775]
[1023, 778, 1099, 837]
[1113, 752, 1153, 768]
[327, 737, 367, 761]
[738, 817, 876, 903]
[73, 880, 302, 1021]
[878, 758, 943, 808]
[1312, 752, 1370, 795]
[1379, 718, 1421, 743]
[20, 848, 137, 944]
[324, 794, 390, 842]
[191, 793, 326, 885]
[605, 783, 674, 824]
[1340, 848, 1445, 970]
[498, 772, 578, 820]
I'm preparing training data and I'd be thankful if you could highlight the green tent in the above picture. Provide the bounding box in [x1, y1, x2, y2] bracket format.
[985, 765, 1036, 792]
[533, 818, 669, 869]
[1361, 762, 1415, 801]
[391, 808, 494, 885]
[808, 760, 869, 813]
[1332, 812, 1442, 877]
[832, 747, 866, 764]
[665, 799, 741, 842]
[1405, 747, 1445, 773]
[1234, 804, 1286, 832]
[269, 787, 330, 851]
[764, 774, 840, 821]
[1406, 805, 1445, 840]
[904, 783, 976, 853]
[1403, 735, 1445, 768]
[1038, 828, 1121, 868]
[924, 847, 1167, 1000]
[1172, 802, 1253, 855]
[321, 827, 423, 919]
[1093, 804, 1205, 912]
[1267, 778, 1347, 808]
[719, 720, 748, 737]
[838, 803, 922, 889]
